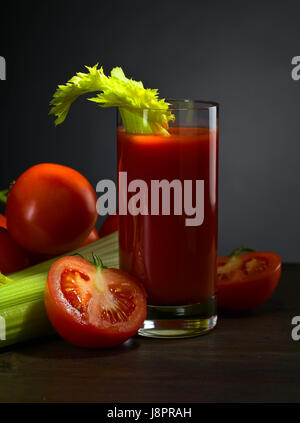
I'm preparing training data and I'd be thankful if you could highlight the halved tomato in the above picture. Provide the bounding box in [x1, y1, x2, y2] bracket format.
[45, 255, 147, 348]
[217, 250, 282, 311]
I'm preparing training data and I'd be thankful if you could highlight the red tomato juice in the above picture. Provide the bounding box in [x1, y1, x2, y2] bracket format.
[117, 127, 218, 306]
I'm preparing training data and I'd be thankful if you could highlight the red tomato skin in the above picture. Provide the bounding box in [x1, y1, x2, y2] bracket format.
[0, 214, 7, 229]
[0, 227, 32, 274]
[99, 214, 119, 238]
[45, 257, 147, 348]
[31, 234, 101, 273]
[217, 252, 282, 311]
[81, 227, 100, 246]
[6, 164, 97, 255]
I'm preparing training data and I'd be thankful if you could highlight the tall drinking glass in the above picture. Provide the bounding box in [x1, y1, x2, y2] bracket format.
[117, 99, 219, 338]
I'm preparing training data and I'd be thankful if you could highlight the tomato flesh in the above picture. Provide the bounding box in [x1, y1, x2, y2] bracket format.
[45, 256, 147, 348]
[101, 287, 136, 324]
[217, 252, 282, 311]
[60, 269, 92, 314]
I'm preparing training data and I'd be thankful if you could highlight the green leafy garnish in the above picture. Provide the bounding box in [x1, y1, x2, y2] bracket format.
[49, 64, 174, 135]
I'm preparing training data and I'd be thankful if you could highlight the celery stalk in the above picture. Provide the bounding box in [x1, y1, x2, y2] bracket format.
[0, 232, 119, 349]
[0, 300, 54, 349]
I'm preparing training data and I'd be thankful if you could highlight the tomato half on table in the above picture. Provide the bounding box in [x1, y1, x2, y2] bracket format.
[45, 256, 147, 348]
[217, 251, 282, 311]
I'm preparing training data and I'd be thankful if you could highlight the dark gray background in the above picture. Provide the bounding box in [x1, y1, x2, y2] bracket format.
[0, 0, 299, 261]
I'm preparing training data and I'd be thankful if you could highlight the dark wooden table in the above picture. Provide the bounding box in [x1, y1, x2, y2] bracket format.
[0, 264, 299, 403]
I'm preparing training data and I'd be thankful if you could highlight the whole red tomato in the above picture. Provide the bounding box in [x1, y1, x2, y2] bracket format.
[6, 164, 97, 255]
[45, 255, 147, 348]
[0, 227, 32, 274]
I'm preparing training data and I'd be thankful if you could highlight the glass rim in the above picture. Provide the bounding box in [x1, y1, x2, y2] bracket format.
[119, 98, 219, 112]
[165, 98, 219, 111]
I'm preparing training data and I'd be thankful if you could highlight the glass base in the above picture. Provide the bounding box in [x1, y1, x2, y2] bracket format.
[138, 296, 217, 339]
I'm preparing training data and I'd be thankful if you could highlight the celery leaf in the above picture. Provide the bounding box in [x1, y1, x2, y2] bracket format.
[49, 64, 174, 134]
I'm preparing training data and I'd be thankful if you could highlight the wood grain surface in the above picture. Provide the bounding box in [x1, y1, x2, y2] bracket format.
[0, 264, 299, 403]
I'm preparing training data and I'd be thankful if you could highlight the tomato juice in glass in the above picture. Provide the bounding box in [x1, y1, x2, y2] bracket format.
[117, 100, 219, 338]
